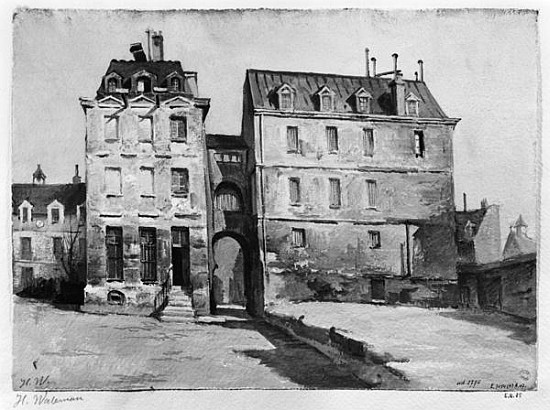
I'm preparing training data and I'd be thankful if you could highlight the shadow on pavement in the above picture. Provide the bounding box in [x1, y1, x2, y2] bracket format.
[438, 310, 536, 345]
[210, 308, 368, 389]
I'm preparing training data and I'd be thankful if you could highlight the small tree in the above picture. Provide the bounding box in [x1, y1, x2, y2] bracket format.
[58, 210, 86, 283]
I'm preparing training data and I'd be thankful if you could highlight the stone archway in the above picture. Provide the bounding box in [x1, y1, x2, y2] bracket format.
[212, 231, 253, 314]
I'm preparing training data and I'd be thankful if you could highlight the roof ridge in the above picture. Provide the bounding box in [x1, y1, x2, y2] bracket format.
[247, 68, 420, 83]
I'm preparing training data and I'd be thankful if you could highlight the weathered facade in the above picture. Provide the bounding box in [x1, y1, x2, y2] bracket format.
[242, 55, 460, 305]
[12, 166, 86, 295]
[80, 36, 212, 315]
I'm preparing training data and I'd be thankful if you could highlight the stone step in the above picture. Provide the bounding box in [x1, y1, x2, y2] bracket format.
[161, 315, 195, 323]
[169, 301, 193, 308]
[164, 305, 194, 313]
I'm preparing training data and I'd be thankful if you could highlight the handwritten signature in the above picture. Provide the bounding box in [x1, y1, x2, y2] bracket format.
[14, 392, 84, 408]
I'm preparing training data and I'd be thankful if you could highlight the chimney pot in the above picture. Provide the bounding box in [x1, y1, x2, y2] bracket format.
[371, 57, 377, 76]
[72, 164, 82, 184]
[130, 42, 147, 62]
[415, 71, 418, 81]
[365, 48, 370, 77]
[392, 53, 398, 78]
[463, 193, 467, 212]
[418, 59, 424, 82]
[151, 31, 164, 61]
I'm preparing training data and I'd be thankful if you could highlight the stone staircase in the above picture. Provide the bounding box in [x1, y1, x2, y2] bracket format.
[160, 288, 195, 323]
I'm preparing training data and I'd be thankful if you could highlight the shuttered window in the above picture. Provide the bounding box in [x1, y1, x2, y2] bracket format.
[287, 126, 299, 153]
[367, 180, 377, 208]
[291, 228, 306, 248]
[289, 178, 301, 204]
[104, 116, 119, 141]
[138, 116, 153, 142]
[171, 168, 189, 195]
[21, 237, 32, 260]
[329, 178, 341, 208]
[105, 167, 122, 195]
[327, 127, 338, 153]
[106, 227, 123, 280]
[140, 227, 157, 282]
[170, 116, 187, 142]
[363, 128, 374, 157]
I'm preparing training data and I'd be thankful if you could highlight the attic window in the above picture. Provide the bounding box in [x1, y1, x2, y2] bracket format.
[21, 205, 31, 223]
[108, 78, 117, 93]
[279, 91, 292, 110]
[51, 208, 60, 224]
[171, 77, 181, 92]
[320, 93, 334, 112]
[405, 93, 421, 117]
[137, 76, 152, 93]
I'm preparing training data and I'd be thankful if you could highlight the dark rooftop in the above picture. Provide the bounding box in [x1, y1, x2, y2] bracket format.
[246, 69, 448, 118]
[12, 183, 86, 216]
[206, 134, 248, 150]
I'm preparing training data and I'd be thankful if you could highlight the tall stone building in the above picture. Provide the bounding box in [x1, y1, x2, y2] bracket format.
[80, 34, 212, 315]
[242, 53, 461, 305]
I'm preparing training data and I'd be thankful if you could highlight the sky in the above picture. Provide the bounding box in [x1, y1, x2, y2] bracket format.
[11, 8, 540, 246]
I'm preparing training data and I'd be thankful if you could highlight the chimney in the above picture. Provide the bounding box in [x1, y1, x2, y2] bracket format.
[365, 48, 370, 77]
[371, 57, 377, 76]
[392, 53, 398, 78]
[390, 71, 405, 115]
[129, 43, 147, 62]
[480, 198, 488, 209]
[463, 193, 467, 212]
[72, 164, 82, 184]
[151, 31, 164, 61]
[418, 60, 424, 82]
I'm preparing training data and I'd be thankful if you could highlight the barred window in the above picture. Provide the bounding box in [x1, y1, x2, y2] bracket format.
[367, 180, 377, 208]
[291, 228, 306, 248]
[287, 126, 299, 153]
[329, 178, 341, 208]
[363, 128, 374, 157]
[289, 178, 301, 204]
[327, 127, 338, 153]
[170, 116, 187, 142]
[171, 168, 189, 196]
[106, 227, 123, 280]
[140, 227, 157, 282]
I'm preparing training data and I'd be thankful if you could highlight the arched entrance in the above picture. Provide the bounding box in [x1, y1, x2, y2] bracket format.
[212, 232, 252, 314]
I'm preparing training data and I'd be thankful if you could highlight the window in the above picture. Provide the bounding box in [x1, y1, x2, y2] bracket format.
[22, 207, 29, 223]
[171, 77, 181, 92]
[171, 168, 189, 196]
[366, 180, 377, 208]
[104, 115, 119, 141]
[172, 227, 189, 247]
[321, 94, 333, 111]
[136, 76, 151, 93]
[329, 178, 341, 208]
[107, 78, 117, 93]
[286, 126, 299, 153]
[327, 127, 339, 153]
[414, 130, 425, 158]
[106, 227, 123, 280]
[140, 228, 157, 282]
[280, 91, 292, 110]
[291, 228, 306, 248]
[215, 189, 242, 211]
[105, 167, 122, 195]
[357, 96, 371, 113]
[363, 128, 375, 157]
[21, 237, 32, 260]
[53, 237, 63, 259]
[407, 99, 419, 117]
[51, 208, 60, 224]
[214, 152, 243, 163]
[138, 116, 153, 142]
[369, 231, 381, 249]
[140, 167, 154, 195]
[170, 116, 187, 142]
[289, 178, 301, 204]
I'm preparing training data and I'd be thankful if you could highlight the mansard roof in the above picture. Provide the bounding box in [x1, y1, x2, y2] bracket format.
[12, 183, 86, 216]
[246, 69, 448, 118]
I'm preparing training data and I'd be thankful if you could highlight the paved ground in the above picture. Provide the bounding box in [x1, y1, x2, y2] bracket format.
[268, 302, 537, 390]
[12, 297, 367, 391]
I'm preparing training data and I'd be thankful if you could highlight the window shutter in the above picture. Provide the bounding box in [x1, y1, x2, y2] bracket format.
[329, 178, 341, 207]
[367, 180, 377, 208]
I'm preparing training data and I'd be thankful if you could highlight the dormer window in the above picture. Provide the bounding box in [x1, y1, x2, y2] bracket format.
[276, 84, 295, 111]
[47, 200, 64, 225]
[107, 78, 117, 93]
[353, 88, 373, 113]
[19, 200, 33, 223]
[132, 70, 155, 94]
[316, 85, 335, 112]
[171, 77, 181, 92]
[137, 76, 152, 93]
[405, 92, 421, 117]
[51, 208, 60, 224]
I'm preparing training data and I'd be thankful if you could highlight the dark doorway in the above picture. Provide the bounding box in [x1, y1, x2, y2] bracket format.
[172, 227, 190, 290]
[480, 276, 502, 311]
[371, 278, 386, 301]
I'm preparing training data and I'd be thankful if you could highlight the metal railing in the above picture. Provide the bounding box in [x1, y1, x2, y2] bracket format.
[152, 267, 172, 316]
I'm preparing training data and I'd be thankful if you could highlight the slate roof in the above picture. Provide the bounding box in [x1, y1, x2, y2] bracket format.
[96, 60, 199, 98]
[12, 183, 86, 216]
[206, 134, 248, 150]
[455, 208, 487, 243]
[246, 69, 448, 118]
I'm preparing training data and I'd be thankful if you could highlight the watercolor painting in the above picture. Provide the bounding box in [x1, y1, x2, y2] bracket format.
[9, 7, 539, 396]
